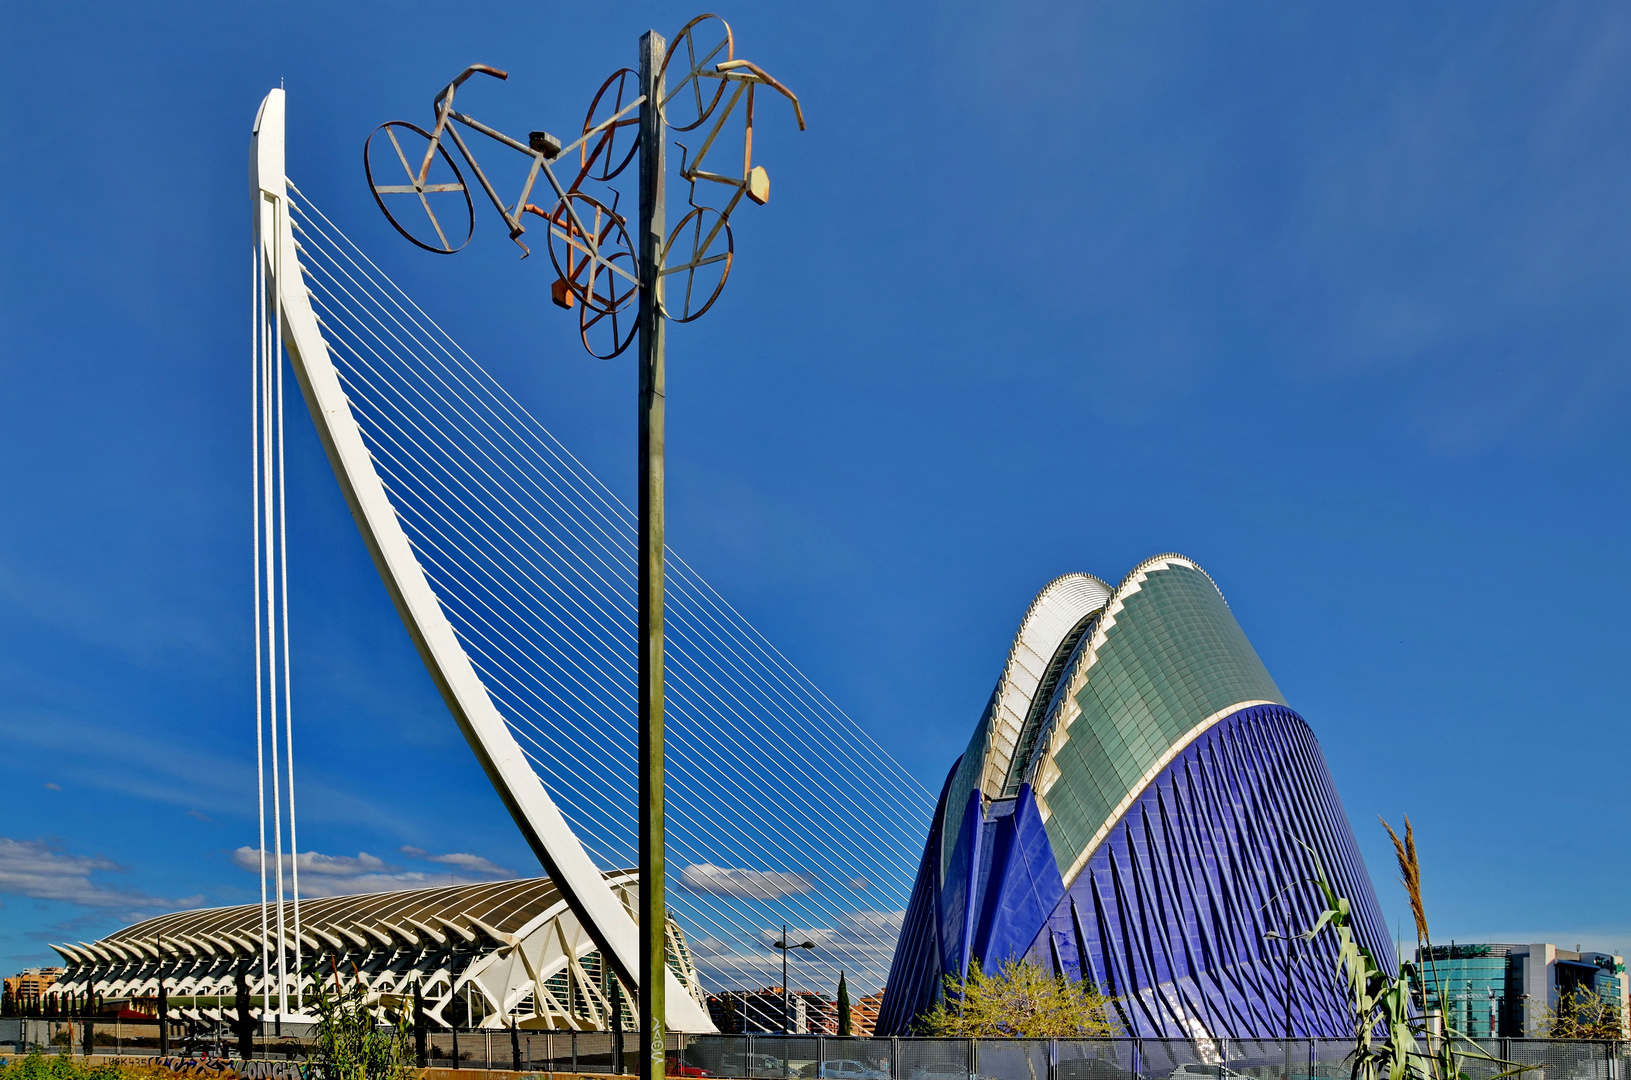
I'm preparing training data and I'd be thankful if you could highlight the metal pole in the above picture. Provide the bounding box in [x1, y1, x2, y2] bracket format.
[637, 27, 668, 1080]
[783, 925, 790, 1035]
[1283, 944, 1292, 1080]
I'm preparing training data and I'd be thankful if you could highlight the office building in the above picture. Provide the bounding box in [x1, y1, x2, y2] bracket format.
[1411, 943, 1627, 1038]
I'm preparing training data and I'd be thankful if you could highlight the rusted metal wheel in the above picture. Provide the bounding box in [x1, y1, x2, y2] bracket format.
[580, 249, 640, 359]
[660, 206, 733, 322]
[542, 192, 638, 315]
[580, 68, 641, 183]
[658, 14, 734, 132]
[364, 121, 473, 254]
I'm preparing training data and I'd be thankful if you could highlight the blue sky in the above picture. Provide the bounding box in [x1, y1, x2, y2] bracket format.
[2, 1, 1630, 973]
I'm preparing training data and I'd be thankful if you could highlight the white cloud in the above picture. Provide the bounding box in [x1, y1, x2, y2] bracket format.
[0, 837, 170, 908]
[678, 863, 816, 900]
[233, 846, 517, 898]
[399, 846, 515, 877]
[682, 910, 908, 995]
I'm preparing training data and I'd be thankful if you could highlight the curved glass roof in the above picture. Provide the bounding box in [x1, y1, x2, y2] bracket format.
[1026, 555, 1285, 885]
[938, 573, 1111, 881]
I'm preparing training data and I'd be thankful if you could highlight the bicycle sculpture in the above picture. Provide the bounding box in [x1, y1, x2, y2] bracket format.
[362, 16, 805, 1068]
[364, 13, 803, 359]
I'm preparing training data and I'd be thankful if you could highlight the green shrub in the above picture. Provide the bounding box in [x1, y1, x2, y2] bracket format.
[0, 1049, 143, 1080]
[915, 958, 1118, 1037]
[311, 975, 412, 1080]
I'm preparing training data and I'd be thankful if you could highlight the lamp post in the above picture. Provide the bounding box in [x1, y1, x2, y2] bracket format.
[771, 926, 816, 1035]
[1264, 930, 1295, 1080]
[157, 933, 169, 1057]
[364, 22, 804, 1080]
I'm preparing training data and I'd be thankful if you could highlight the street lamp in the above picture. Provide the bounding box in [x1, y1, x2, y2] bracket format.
[1263, 929, 1298, 1080]
[364, 23, 804, 1080]
[771, 926, 816, 1035]
[1263, 931, 1296, 1039]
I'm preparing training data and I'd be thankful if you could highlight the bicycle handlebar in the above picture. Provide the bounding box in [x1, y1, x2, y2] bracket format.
[455, 64, 509, 86]
[435, 64, 509, 109]
[714, 59, 805, 130]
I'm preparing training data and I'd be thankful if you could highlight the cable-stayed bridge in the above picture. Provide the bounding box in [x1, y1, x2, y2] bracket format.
[249, 90, 934, 1023]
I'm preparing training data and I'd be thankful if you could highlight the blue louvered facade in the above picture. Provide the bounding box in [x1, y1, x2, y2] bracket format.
[876, 557, 1394, 1037]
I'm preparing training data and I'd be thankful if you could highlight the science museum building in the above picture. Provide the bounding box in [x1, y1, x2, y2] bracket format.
[876, 554, 1394, 1038]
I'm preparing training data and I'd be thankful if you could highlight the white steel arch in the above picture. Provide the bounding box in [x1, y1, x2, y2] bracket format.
[249, 87, 713, 1032]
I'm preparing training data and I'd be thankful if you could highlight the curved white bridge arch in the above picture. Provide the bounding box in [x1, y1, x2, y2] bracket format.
[251, 87, 714, 1032]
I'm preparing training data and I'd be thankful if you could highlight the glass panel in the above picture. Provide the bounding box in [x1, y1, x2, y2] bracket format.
[974, 1039, 1049, 1080]
[1139, 1037, 1213, 1080]
[1226, 1039, 1310, 1080]
[818, 1036, 894, 1080]
[689, 1034, 752, 1076]
[1055, 1040, 1138, 1080]
[1309, 1039, 1352, 1080]
[752, 1036, 820, 1079]
[896, 1038, 971, 1080]
[1038, 563, 1286, 895]
[1456, 1038, 1510, 1080]
[1507, 1039, 1612, 1080]
[575, 1030, 615, 1074]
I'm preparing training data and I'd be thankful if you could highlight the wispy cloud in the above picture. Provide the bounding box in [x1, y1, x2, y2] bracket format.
[399, 846, 514, 877]
[232, 846, 518, 898]
[683, 911, 906, 994]
[0, 837, 173, 909]
[678, 863, 816, 900]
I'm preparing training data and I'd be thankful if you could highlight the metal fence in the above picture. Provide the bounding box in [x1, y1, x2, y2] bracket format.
[670, 1037, 1631, 1080]
[5, 1023, 1631, 1080]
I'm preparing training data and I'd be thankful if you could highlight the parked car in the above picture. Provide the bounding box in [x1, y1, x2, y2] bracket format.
[668, 1057, 710, 1077]
[1056, 1057, 1137, 1080]
[1168, 1064, 1245, 1080]
[722, 1053, 791, 1076]
[908, 1065, 972, 1080]
[818, 1060, 890, 1080]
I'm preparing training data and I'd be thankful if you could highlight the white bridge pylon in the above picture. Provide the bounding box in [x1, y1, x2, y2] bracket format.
[250, 87, 715, 1033]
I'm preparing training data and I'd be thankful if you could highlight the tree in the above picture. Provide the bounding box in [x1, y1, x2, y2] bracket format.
[1534, 987, 1624, 1040]
[836, 972, 852, 1037]
[915, 958, 1118, 1037]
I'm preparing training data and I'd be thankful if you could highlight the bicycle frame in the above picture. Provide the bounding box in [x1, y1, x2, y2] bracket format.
[665, 59, 803, 285]
[416, 64, 641, 293]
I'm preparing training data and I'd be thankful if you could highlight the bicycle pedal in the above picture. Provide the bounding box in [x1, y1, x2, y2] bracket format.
[747, 165, 770, 206]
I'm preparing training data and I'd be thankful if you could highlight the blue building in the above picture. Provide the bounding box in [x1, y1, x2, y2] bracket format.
[877, 555, 1395, 1038]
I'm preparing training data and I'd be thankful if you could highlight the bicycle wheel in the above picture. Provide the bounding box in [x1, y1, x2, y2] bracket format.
[659, 14, 733, 132]
[581, 68, 641, 183]
[365, 121, 473, 254]
[580, 250, 639, 359]
[543, 192, 637, 315]
[659, 206, 733, 322]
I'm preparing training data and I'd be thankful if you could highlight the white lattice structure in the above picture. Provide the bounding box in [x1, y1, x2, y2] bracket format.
[48, 873, 703, 1030]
